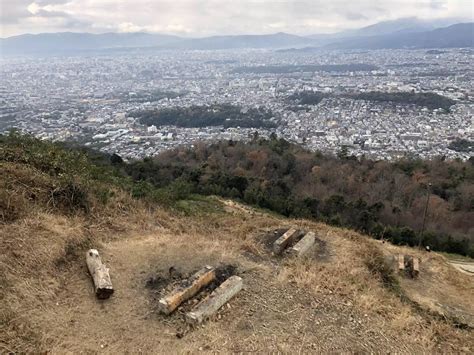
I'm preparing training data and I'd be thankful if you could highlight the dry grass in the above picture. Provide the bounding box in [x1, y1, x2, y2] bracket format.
[1, 181, 473, 353]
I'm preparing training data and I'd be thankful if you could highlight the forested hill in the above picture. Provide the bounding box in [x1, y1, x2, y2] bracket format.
[287, 91, 456, 111]
[129, 104, 277, 129]
[124, 136, 474, 257]
[3, 132, 471, 256]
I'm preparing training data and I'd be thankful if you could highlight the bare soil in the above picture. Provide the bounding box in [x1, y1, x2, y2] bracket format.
[1, 198, 473, 353]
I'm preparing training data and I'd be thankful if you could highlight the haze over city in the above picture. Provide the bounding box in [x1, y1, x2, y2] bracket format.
[1, 0, 473, 37]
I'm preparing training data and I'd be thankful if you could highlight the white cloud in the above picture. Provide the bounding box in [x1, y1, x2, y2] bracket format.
[1, 0, 472, 37]
[27, 2, 41, 15]
[117, 22, 144, 33]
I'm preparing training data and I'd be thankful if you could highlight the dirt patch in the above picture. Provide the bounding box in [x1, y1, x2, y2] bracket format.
[312, 236, 330, 261]
[214, 264, 238, 284]
[145, 273, 171, 291]
[240, 228, 289, 262]
[261, 228, 289, 250]
[4, 208, 474, 353]
[398, 254, 474, 328]
[449, 260, 474, 275]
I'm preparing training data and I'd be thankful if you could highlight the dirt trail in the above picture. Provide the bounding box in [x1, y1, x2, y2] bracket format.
[449, 260, 474, 275]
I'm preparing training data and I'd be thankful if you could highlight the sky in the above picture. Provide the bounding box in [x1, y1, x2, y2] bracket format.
[1, 0, 473, 38]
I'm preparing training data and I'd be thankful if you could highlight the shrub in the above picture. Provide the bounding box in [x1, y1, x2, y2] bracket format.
[364, 246, 400, 293]
[49, 181, 89, 213]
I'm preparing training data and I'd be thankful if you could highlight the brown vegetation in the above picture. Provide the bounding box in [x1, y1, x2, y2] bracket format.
[1, 134, 473, 352]
[126, 137, 474, 256]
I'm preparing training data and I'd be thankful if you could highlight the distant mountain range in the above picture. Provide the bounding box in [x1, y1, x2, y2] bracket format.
[169, 32, 314, 50]
[325, 23, 474, 50]
[0, 32, 181, 55]
[1, 18, 472, 55]
[0, 32, 315, 54]
[309, 17, 466, 39]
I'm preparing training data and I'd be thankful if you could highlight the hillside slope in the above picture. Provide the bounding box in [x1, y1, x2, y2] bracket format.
[1, 134, 473, 353]
[128, 138, 474, 256]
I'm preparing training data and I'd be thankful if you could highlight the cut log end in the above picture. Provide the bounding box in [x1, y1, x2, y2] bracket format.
[398, 254, 405, 271]
[96, 287, 114, 299]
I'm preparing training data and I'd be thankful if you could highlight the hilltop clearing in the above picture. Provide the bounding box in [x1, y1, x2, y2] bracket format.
[1, 134, 473, 353]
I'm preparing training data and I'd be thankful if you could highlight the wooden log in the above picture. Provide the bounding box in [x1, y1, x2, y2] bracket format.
[289, 232, 315, 257]
[186, 275, 243, 325]
[409, 257, 420, 277]
[397, 254, 405, 271]
[273, 228, 299, 254]
[412, 257, 419, 274]
[158, 265, 215, 315]
[384, 255, 396, 270]
[86, 249, 114, 299]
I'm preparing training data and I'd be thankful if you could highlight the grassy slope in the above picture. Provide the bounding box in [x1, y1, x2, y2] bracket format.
[0, 134, 473, 353]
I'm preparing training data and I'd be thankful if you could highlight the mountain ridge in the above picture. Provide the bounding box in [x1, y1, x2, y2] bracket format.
[0, 31, 183, 54]
[312, 17, 468, 38]
[325, 22, 474, 49]
[2, 21, 472, 55]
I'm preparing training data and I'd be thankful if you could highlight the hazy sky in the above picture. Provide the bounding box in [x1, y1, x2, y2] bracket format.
[1, 0, 473, 37]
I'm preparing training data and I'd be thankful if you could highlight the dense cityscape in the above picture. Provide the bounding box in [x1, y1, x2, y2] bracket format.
[1, 48, 472, 160]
